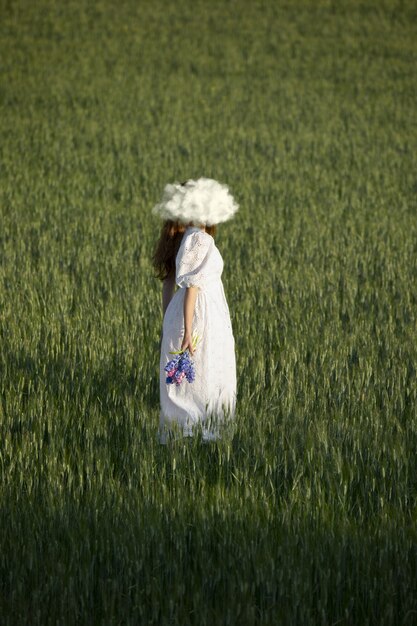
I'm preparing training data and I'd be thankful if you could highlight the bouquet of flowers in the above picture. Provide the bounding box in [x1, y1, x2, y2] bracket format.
[164, 333, 200, 386]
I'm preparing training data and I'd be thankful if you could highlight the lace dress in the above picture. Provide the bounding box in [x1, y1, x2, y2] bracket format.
[157, 226, 237, 443]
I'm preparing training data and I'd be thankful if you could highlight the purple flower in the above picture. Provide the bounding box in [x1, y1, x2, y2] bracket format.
[164, 348, 196, 386]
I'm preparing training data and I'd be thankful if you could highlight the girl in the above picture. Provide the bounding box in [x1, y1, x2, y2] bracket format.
[151, 177, 239, 444]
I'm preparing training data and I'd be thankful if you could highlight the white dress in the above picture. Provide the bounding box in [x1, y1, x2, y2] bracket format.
[157, 226, 237, 443]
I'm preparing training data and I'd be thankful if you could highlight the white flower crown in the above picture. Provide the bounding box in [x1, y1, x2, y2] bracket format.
[151, 177, 239, 226]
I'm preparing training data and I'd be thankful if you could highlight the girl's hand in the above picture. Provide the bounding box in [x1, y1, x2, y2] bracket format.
[181, 331, 195, 356]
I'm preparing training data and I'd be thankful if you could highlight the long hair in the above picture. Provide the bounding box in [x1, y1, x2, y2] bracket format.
[152, 180, 217, 281]
[152, 219, 217, 281]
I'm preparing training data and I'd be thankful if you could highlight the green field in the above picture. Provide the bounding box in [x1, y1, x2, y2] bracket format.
[1, 0, 417, 623]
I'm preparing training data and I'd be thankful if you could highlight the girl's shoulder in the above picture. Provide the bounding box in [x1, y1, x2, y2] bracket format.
[182, 228, 214, 244]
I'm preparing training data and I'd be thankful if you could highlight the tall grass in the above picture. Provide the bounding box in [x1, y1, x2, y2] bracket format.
[0, 0, 416, 623]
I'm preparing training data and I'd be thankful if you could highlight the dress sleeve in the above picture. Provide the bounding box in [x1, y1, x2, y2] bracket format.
[176, 230, 213, 289]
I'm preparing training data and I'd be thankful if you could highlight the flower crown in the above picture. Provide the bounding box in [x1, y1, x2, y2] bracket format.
[151, 177, 239, 226]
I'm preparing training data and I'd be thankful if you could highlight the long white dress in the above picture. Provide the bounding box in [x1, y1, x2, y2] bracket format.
[157, 226, 237, 443]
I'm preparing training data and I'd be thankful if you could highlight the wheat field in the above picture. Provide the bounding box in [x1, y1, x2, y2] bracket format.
[1, 0, 416, 624]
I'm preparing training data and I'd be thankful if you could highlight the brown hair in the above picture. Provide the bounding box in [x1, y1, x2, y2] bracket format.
[152, 219, 217, 280]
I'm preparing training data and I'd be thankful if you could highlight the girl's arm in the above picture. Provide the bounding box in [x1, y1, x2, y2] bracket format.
[162, 271, 176, 317]
[181, 286, 199, 355]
